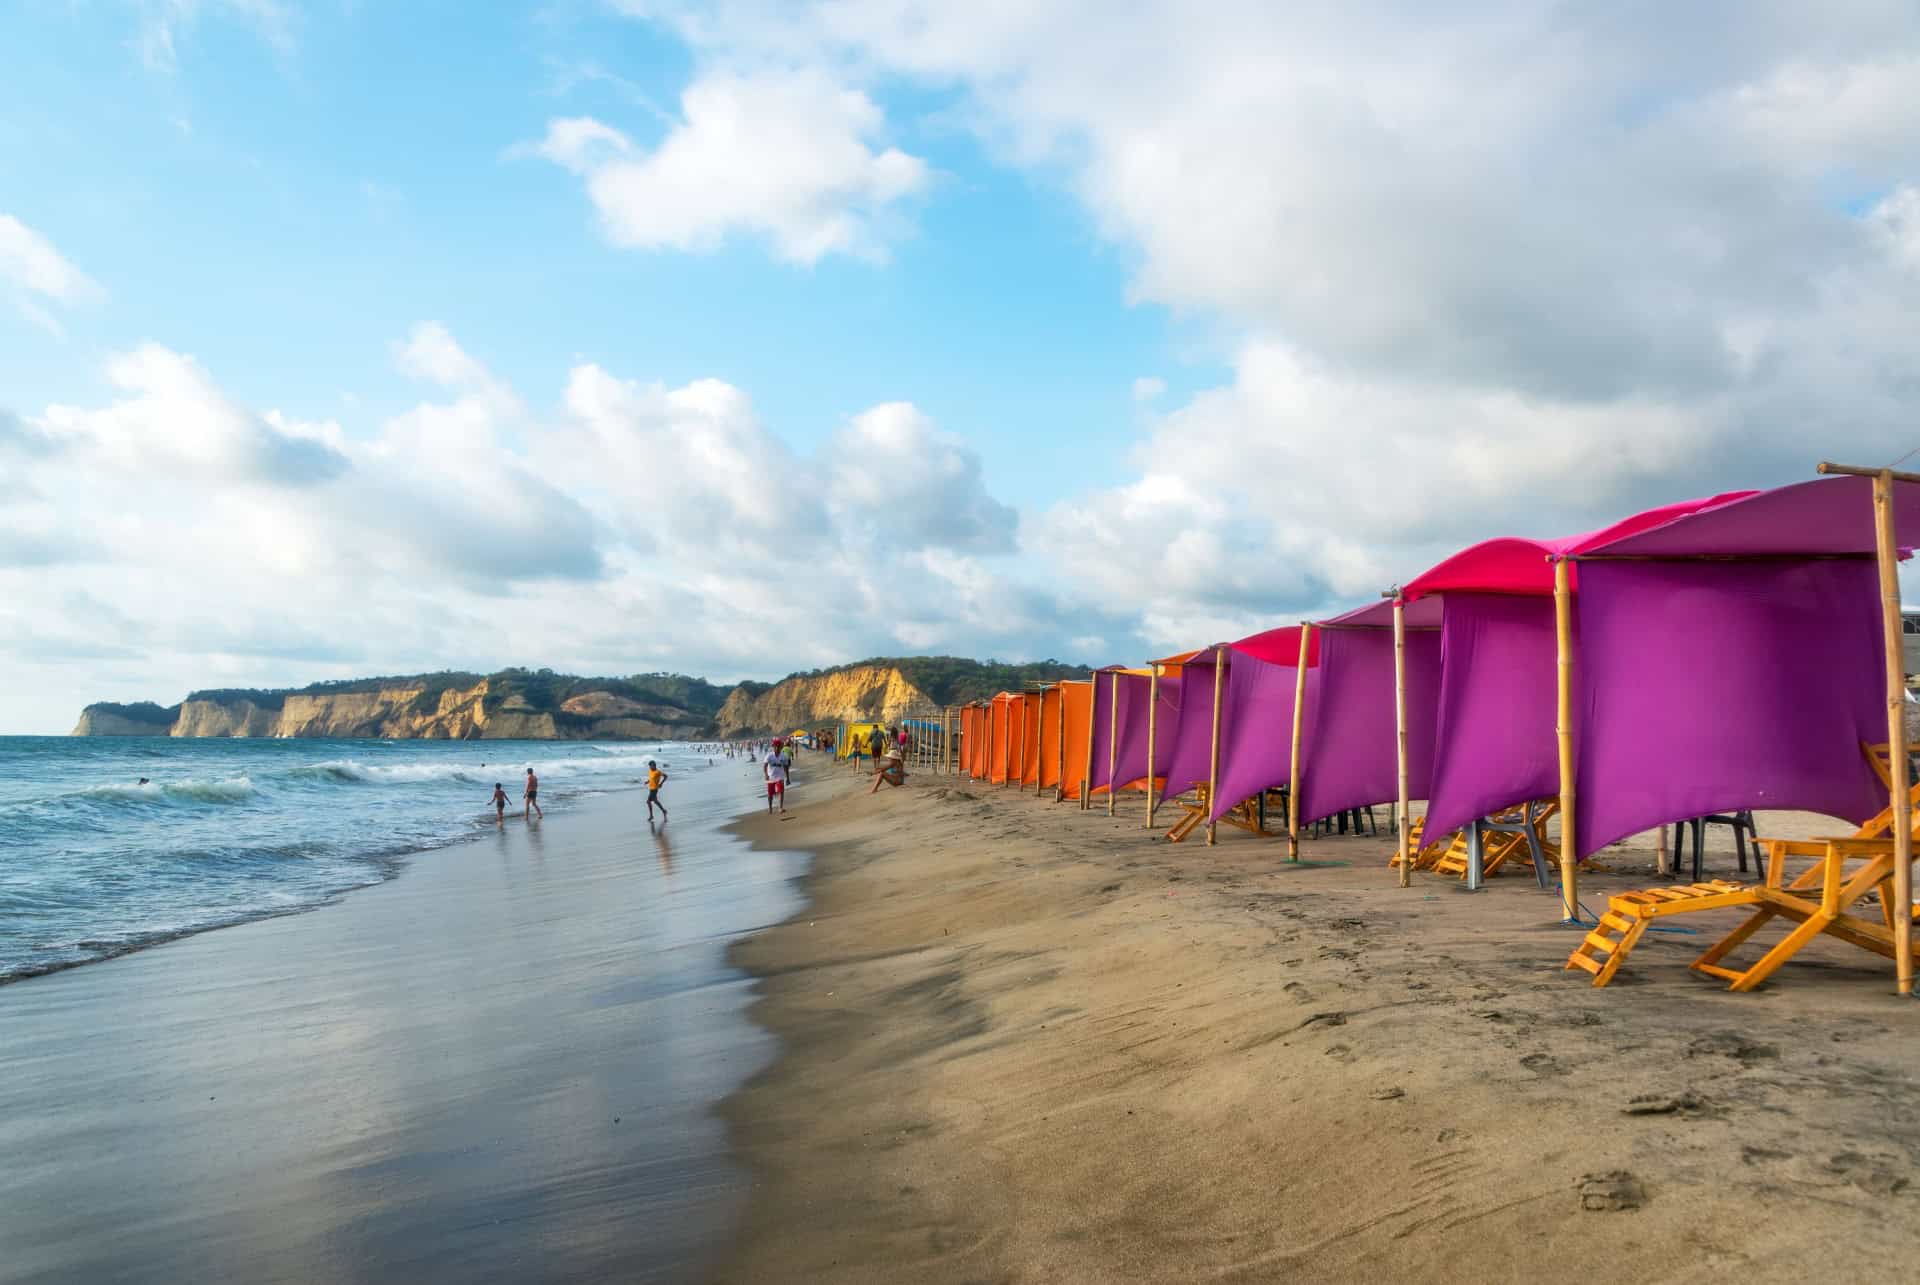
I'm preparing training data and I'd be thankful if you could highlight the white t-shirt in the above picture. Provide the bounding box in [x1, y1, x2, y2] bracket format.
[763, 751, 791, 783]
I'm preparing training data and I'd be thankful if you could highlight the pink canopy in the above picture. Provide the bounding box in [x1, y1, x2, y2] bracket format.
[1400, 490, 1757, 602]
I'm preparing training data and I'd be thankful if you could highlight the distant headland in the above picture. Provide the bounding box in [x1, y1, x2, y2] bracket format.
[73, 658, 1092, 740]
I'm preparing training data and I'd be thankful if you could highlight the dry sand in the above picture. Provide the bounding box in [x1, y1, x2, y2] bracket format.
[719, 770, 1919, 1283]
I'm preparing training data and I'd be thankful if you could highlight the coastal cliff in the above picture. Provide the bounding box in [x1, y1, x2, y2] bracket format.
[74, 657, 1091, 740]
[715, 665, 933, 736]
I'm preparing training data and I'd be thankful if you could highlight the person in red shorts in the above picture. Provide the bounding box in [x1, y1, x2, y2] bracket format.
[763, 738, 792, 813]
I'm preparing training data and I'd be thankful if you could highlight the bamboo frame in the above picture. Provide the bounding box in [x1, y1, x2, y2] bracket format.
[1106, 671, 1120, 816]
[1145, 664, 1160, 829]
[1205, 646, 1226, 846]
[1553, 557, 1578, 922]
[1869, 468, 1915, 995]
[1287, 624, 1312, 862]
[1393, 596, 1411, 889]
[1081, 680, 1097, 808]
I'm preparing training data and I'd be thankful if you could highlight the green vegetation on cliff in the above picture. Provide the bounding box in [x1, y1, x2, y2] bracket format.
[82, 701, 182, 724]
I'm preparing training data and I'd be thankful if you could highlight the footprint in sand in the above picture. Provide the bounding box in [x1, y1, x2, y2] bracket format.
[1519, 1052, 1566, 1077]
[1576, 1170, 1647, 1211]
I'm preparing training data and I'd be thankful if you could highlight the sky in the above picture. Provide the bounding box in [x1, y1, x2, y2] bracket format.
[2, 1, 1919, 733]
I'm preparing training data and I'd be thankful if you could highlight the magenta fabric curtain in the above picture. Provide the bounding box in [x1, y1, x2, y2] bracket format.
[1422, 594, 1559, 840]
[1209, 655, 1313, 822]
[1296, 627, 1442, 824]
[1159, 654, 1223, 798]
[1572, 558, 1886, 856]
[1089, 671, 1157, 792]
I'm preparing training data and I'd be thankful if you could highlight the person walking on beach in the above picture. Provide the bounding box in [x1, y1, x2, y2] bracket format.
[646, 760, 668, 821]
[490, 782, 508, 826]
[523, 768, 543, 820]
[763, 739, 792, 814]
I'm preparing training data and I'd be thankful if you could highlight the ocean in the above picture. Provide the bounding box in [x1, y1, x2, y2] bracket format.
[0, 735, 720, 981]
[0, 735, 809, 1281]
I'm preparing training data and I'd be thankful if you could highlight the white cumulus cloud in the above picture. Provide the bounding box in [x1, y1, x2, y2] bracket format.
[523, 68, 930, 263]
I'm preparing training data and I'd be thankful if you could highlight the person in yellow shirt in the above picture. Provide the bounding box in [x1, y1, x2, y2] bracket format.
[646, 760, 668, 821]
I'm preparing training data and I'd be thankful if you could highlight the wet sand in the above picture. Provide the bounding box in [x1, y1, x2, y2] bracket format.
[719, 773, 1919, 1282]
[0, 761, 804, 1285]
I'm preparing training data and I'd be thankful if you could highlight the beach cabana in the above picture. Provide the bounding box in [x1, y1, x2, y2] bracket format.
[989, 694, 1017, 785]
[1207, 604, 1447, 865]
[1086, 668, 1162, 813]
[1553, 469, 1918, 991]
[838, 720, 886, 761]
[1035, 685, 1062, 792]
[1397, 490, 1755, 902]
[1018, 690, 1043, 789]
[1057, 680, 1092, 802]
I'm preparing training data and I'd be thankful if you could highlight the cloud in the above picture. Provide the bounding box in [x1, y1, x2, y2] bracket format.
[827, 402, 1016, 553]
[1, 328, 1070, 731]
[393, 321, 493, 389]
[1130, 376, 1165, 404]
[38, 344, 349, 486]
[618, 0, 1920, 622]
[521, 68, 930, 263]
[0, 215, 101, 335]
[133, 0, 294, 72]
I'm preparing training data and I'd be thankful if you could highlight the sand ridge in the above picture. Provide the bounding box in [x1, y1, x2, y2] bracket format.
[718, 771, 1919, 1283]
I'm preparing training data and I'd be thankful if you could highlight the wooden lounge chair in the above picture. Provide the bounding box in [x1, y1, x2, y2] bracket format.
[1567, 745, 1920, 990]
[1164, 784, 1265, 844]
[1426, 800, 1561, 879]
[1389, 816, 1451, 871]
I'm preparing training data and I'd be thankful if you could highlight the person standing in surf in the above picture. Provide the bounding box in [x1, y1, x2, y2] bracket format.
[646, 760, 668, 821]
[490, 782, 508, 826]
[523, 768, 543, 820]
[763, 739, 791, 814]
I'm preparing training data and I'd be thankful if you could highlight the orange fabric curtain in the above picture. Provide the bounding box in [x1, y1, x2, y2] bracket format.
[1020, 692, 1042, 786]
[990, 695, 1013, 783]
[1038, 687, 1062, 789]
[1058, 680, 1092, 799]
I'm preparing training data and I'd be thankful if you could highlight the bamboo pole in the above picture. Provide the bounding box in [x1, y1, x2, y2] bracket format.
[1205, 646, 1226, 846]
[1554, 557, 1579, 923]
[1393, 597, 1411, 889]
[1145, 665, 1160, 829]
[1055, 684, 1066, 802]
[1870, 468, 1915, 995]
[1081, 679, 1097, 809]
[1106, 671, 1120, 817]
[1287, 624, 1312, 862]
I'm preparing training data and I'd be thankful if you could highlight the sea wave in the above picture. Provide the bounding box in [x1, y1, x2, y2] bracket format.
[289, 759, 483, 786]
[71, 777, 257, 806]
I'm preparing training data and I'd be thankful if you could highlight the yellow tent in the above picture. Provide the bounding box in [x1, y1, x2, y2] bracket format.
[838, 721, 887, 759]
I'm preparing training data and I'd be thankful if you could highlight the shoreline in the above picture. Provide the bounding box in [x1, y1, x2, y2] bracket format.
[0, 735, 688, 986]
[0, 759, 799, 1284]
[715, 774, 1920, 1282]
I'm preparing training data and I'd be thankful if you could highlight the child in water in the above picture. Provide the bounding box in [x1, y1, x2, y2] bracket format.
[490, 782, 508, 825]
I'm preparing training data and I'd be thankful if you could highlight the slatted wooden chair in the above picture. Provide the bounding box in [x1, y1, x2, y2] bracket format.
[1428, 800, 1561, 879]
[1567, 744, 1920, 990]
[1388, 817, 1450, 871]
[1164, 784, 1265, 844]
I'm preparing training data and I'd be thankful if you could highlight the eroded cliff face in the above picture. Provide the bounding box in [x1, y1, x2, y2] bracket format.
[70, 709, 178, 736]
[717, 665, 933, 736]
[74, 680, 713, 740]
